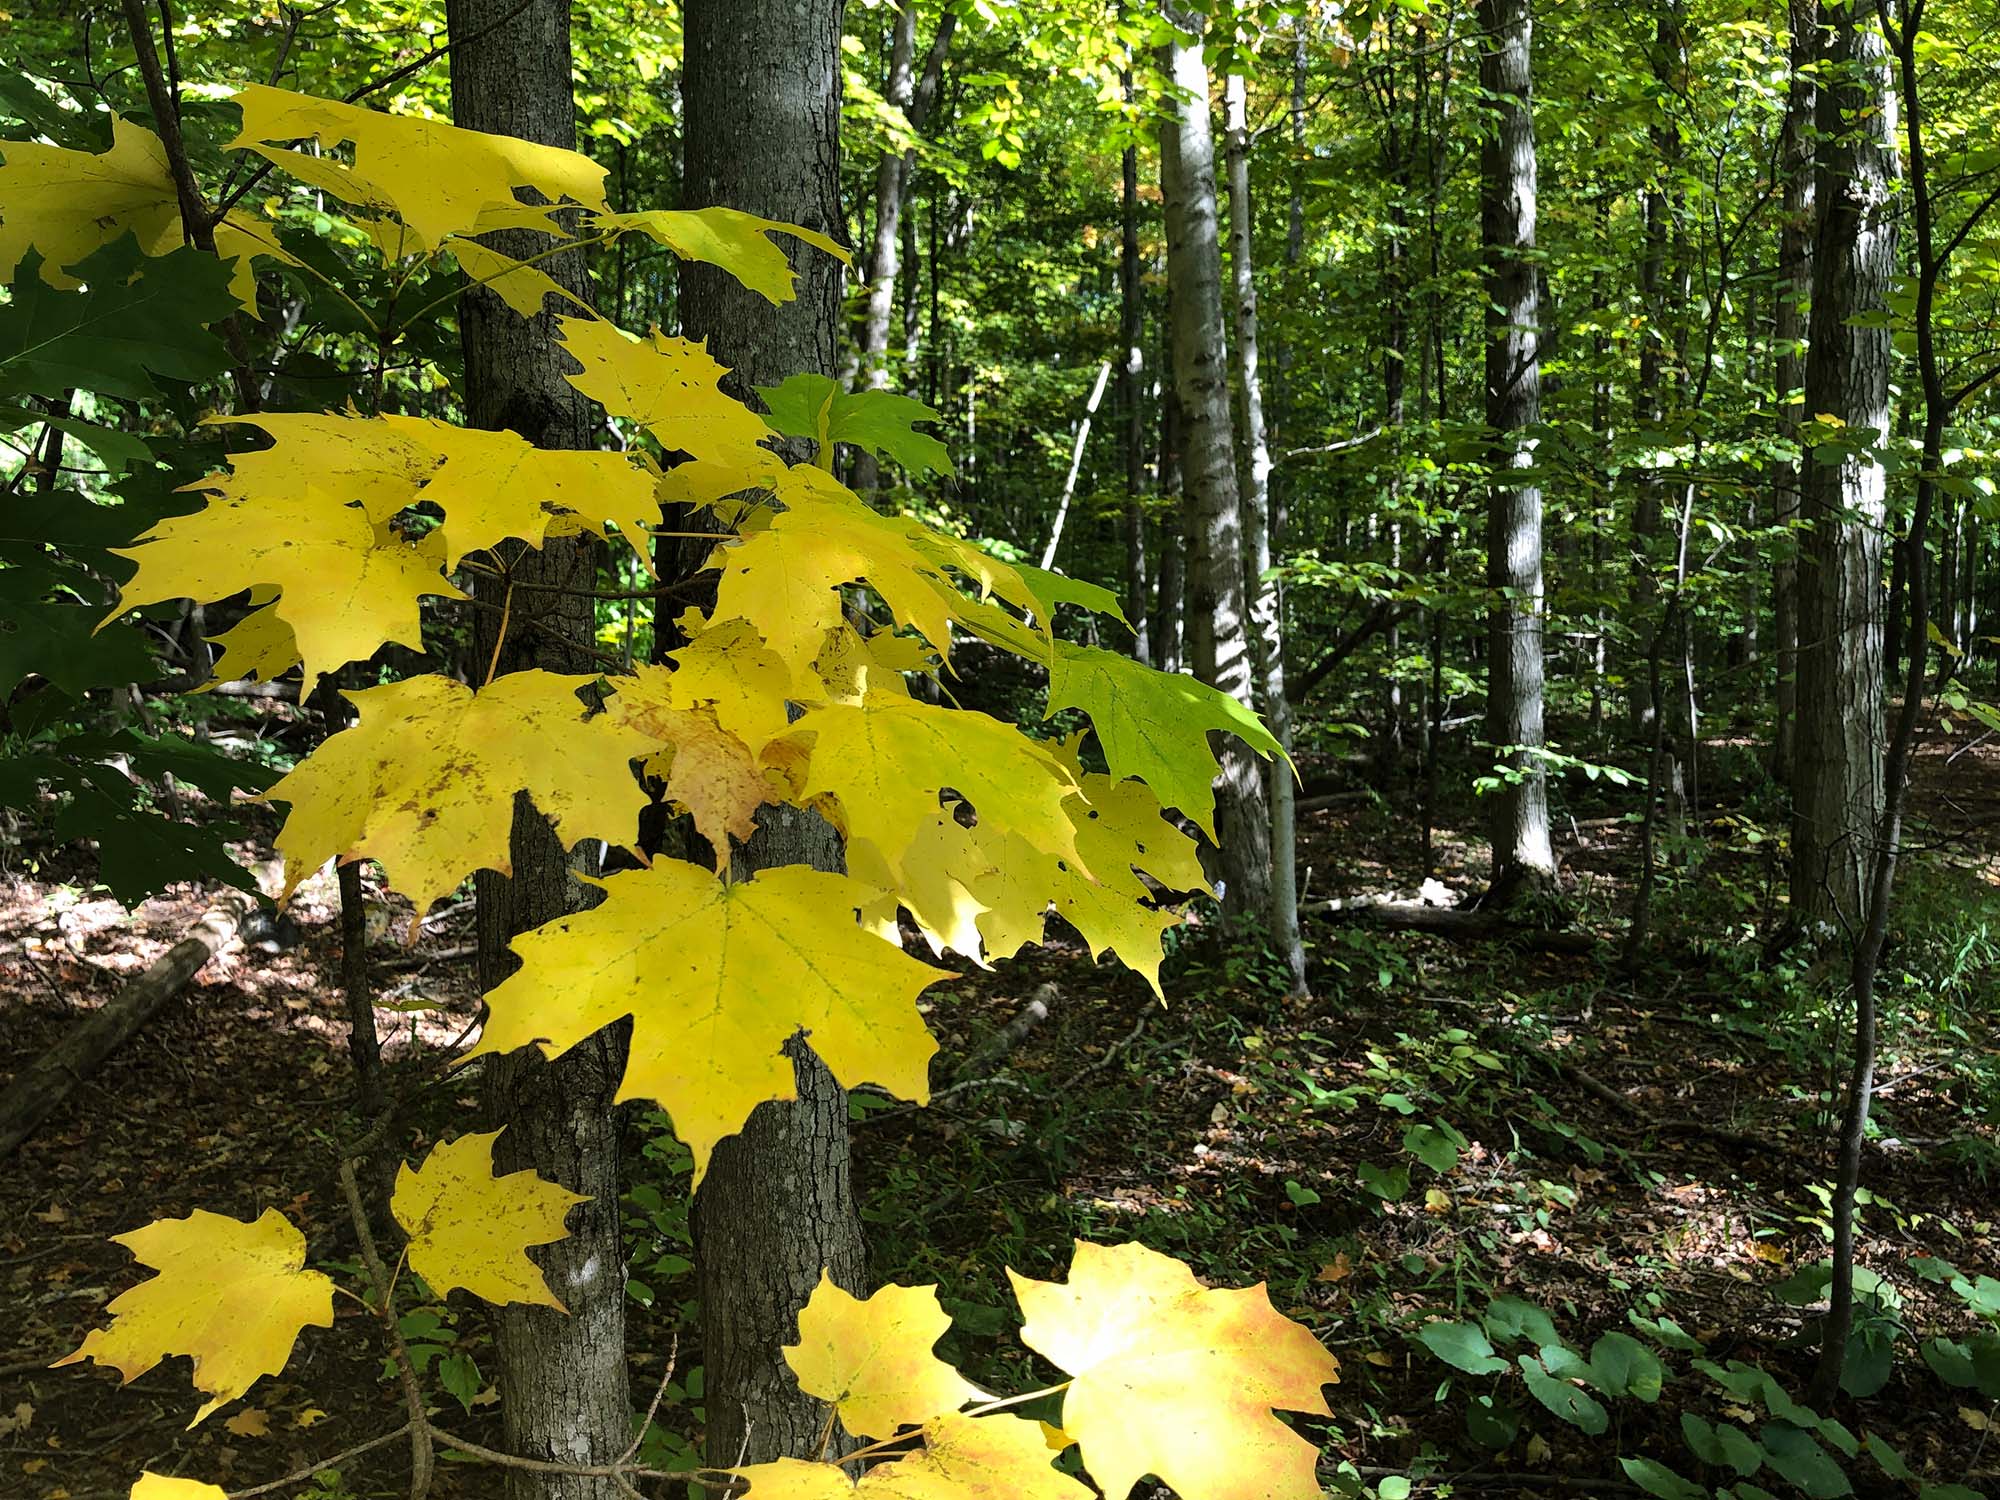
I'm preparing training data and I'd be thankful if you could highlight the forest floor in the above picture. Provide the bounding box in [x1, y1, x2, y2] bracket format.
[4, 726, 2000, 1500]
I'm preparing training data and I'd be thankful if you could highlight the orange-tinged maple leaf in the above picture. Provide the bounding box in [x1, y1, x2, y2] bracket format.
[784, 1272, 977, 1439]
[265, 671, 653, 920]
[601, 666, 783, 865]
[56, 1209, 334, 1427]
[391, 1132, 586, 1309]
[734, 1413, 1091, 1500]
[1008, 1241, 1339, 1500]
[466, 861, 946, 1180]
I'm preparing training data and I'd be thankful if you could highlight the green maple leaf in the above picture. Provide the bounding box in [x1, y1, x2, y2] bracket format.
[1045, 644, 1284, 837]
[756, 372, 953, 476]
[0, 237, 236, 401]
[0, 569, 155, 696]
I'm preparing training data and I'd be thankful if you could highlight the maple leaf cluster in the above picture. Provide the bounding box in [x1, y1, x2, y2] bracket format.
[4, 83, 1321, 1500]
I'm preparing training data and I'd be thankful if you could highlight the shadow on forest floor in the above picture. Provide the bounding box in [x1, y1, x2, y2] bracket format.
[5, 724, 2000, 1498]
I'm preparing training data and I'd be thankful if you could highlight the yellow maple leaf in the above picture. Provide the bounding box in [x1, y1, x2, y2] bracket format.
[735, 1413, 1091, 1500]
[709, 474, 1036, 678]
[848, 812, 990, 963]
[379, 414, 662, 570]
[0, 117, 294, 306]
[665, 619, 800, 754]
[447, 237, 592, 318]
[265, 671, 653, 920]
[201, 595, 298, 687]
[785, 697, 1083, 877]
[594, 206, 849, 304]
[784, 1272, 977, 1439]
[391, 1132, 585, 1309]
[131, 1477, 226, 1500]
[554, 317, 780, 479]
[202, 412, 662, 572]
[110, 483, 459, 700]
[227, 85, 609, 250]
[223, 1407, 270, 1437]
[466, 860, 947, 1180]
[812, 625, 932, 705]
[56, 1209, 334, 1427]
[201, 412, 440, 524]
[970, 830, 1183, 998]
[601, 666, 781, 863]
[1008, 1241, 1339, 1500]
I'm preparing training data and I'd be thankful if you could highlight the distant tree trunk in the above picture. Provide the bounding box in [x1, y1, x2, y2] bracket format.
[1772, 0, 1817, 782]
[1161, 8, 1272, 921]
[446, 2, 630, 1497]
[852, 7, 956, 494]
[1791, 0, 1898, 937]
[1225, 74, 1305, 993]
[1152, 335, 1187, 674]
[1121, 65, 1151, 662]
[1478, 0, 1556, 906]
[681, 0, 867, 1467]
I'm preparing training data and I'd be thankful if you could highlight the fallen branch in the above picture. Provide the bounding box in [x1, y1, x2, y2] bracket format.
[954, 982, 1057, 1082]
[0, 875, 267, 1157]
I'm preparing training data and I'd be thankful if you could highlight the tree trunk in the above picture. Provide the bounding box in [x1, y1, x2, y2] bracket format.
[1121, 67, 1151, 663]
[1772, 0, 1817, 782]
[680, 0, 869, 1468]
[1224, 74, 1305, 993]
[1478, 0, 1556, 906]
[445, 3, 630, 1497]
[851, 6, 955, 494]
[1790, 0, 1898, 937]
[1160, 8, 1272, 922]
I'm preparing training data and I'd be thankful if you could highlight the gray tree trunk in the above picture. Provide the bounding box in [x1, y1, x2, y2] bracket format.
[1771, 0, 1817, 782]
[1478, 0, 1556, 904]
[680, 0, 869, 1469]
[1121, 66, 1151, 663]
[1224, 75, 1304, 992]
[1160, 9, 1272, 921]
[851, 6, 954, 494]
[445, 2, 630, 1497]
[1791, 1, 1899, 935]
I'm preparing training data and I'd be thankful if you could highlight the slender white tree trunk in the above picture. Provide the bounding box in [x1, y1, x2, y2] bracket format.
[1159, 8, 1272, 921]
[1225, 74, 1305, 992]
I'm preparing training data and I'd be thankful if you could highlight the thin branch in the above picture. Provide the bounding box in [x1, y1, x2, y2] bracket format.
[227, 1422, 416, 1498]
[338, 1156, 434, 1499]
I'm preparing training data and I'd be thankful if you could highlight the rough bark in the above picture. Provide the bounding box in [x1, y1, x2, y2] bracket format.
[447, 3, 631, 1496]
[680, 0, 869, 1469]
[1224, 74, 1305, 993]
[1790, 0, 1898, 936]
[1771, 0, 1818, 781]
[1160, 9, 1272, 921]
[1478, 0, 1556, 905]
